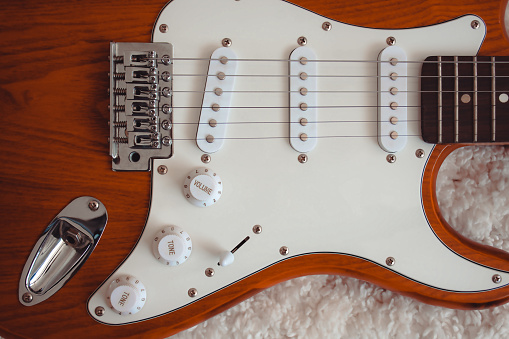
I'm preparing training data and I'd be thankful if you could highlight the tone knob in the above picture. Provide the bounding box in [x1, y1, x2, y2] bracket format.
[152, 226, 192, 266]
[107, 275, 146, 315]
[183, 167, 222, 207]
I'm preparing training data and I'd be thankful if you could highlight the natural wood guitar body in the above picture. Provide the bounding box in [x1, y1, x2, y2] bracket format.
[1, 0, 508, 338]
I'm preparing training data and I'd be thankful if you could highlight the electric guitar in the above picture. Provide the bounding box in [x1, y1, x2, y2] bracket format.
[1, 0, 509, 337]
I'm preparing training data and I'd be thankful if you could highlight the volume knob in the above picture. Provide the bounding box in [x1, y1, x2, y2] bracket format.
[183, 167, 222, 207]
[107, 275, 146, 315]
[152, 226, 192, 266]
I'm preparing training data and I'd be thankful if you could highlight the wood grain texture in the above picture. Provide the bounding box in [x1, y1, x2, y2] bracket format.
[1, 0, 508, 338]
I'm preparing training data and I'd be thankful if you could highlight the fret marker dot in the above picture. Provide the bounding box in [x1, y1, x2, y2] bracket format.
[499, 93, 509, 103]
[461, 94, 471, 104]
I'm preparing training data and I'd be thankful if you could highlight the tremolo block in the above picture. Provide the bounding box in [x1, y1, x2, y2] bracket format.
[109, 42, 173, 171]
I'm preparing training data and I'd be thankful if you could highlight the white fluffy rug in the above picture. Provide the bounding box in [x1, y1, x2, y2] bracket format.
[173, 145, 509, 338]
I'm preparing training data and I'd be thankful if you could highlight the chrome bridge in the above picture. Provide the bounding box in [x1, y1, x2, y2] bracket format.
[109, 42, 173, 171]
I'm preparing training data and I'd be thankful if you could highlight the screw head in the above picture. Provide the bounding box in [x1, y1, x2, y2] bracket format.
[201, 154, 211, 163]
[162, 136, 171, 146]
[386, 154, 396, 163]
[88, 200, 100, 211]
[471, 20, 480, 29]
[253, 225, 262, 234]
[386, 257, 395, 266]
[415, 149, 425, 158]
[322, 21, 332, 31]
[298, 154, 308, 163]
[161, 120, 170, 130]
[188, 288, 198, 297]
[386, 36, 396, 45]
[279, 246, 289, 255]
[222, 38, 232, 47]
[205, 268, 215, 277]
[22, 292, 33, 303]
[493, 274, 502, 284]
[157, 165, 168, 175]
[297, 36, 307, 46]
[159, 24, 168, 33]
[95, 306, 105, 316]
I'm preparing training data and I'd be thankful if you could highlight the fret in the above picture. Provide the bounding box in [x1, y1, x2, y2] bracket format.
[438, 56, 442, 143]
[473, 56, 478, 142]
[454, 56, 459, 142]
[491, 56, 496, 142]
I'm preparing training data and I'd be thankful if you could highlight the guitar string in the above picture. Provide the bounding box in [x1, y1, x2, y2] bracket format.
[146, 57, 509, 64]
[117, 58, 501, 139]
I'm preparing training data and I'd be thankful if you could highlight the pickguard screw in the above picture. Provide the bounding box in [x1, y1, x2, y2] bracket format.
[22, 292, 33, 303]
[298, 154, 308, 163]
[471, 20, 480, 29]
[95, 306, 105, 316]
[386, 257, 395, 266]
[280, 246, 289, 255]
[188, 288, 198, 297]
[162, 136, 171, 146]
[157, 165, 168, 175]
[205, 268, 215, 277]
[386, 36, 396, 45]
[88, 200, 100, 211]
[322, 22, 332, 31]
[253, 225, 262, 234]
[415, 149, 425, 158]
[159, 24, 168, 33]
[493, 274, 502, 284]
[222, 38, 232, 47]
[386, 154, 396, 163]
[201, 154, 211, 163]
[298, 36, 307, 46]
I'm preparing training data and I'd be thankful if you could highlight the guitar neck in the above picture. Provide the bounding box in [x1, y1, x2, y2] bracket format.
[421, 56, 509, 144]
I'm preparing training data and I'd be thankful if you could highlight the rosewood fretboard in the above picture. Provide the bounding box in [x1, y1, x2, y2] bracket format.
[421, 56, 509, 144]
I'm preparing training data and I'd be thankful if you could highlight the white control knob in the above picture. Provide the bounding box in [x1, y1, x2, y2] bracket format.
[152, 226, 192, 266]
[183, 167, 223, 207]
[107, 275, 146, 315]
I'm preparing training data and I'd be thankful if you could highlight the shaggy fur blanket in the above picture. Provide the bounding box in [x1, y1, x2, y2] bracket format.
[174, 146, 509, 338]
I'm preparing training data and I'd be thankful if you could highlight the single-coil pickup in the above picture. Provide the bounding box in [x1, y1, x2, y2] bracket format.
[289, 46, 317, 153]
[196, 47, 238, 153]
[377, 45, 408, 153]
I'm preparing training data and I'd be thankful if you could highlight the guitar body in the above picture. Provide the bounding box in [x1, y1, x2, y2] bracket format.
[1, 0, 508, 338]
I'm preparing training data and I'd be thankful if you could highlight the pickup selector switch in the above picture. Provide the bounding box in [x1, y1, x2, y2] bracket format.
[152, 226, 192, 266]
[183, 168, 222, 207]
[107, 275, 146, 315]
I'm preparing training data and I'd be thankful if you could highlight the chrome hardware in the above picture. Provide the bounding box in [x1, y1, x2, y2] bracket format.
[252, 225, 262, 234]
[222, 38, 232, 47]
[493, 274, 502, 284]
[159, 24, 168, 33]
[95, 306, 105, 316]
[386, 36, 396, 45]
[157, 165, 168, 175]
[110, 42, 173, 171]
[205, 268, 215, 277]
[279, 246, 289, 255]
[322, 22, 331, 31]
[201, 154, 211, 163]
[188, 288, 198, 297]
[298, 154, 308, 163]
[386, 257, 396, 266]
[471, 20, 480, 29]
[19, 197, 107, 306]
[297, 36, 307, 46]
[386, 154, 397, 163]
[415, 149, 425, 158]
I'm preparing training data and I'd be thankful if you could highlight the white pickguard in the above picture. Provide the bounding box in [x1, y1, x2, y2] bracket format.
[88, 0, 509, 325]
